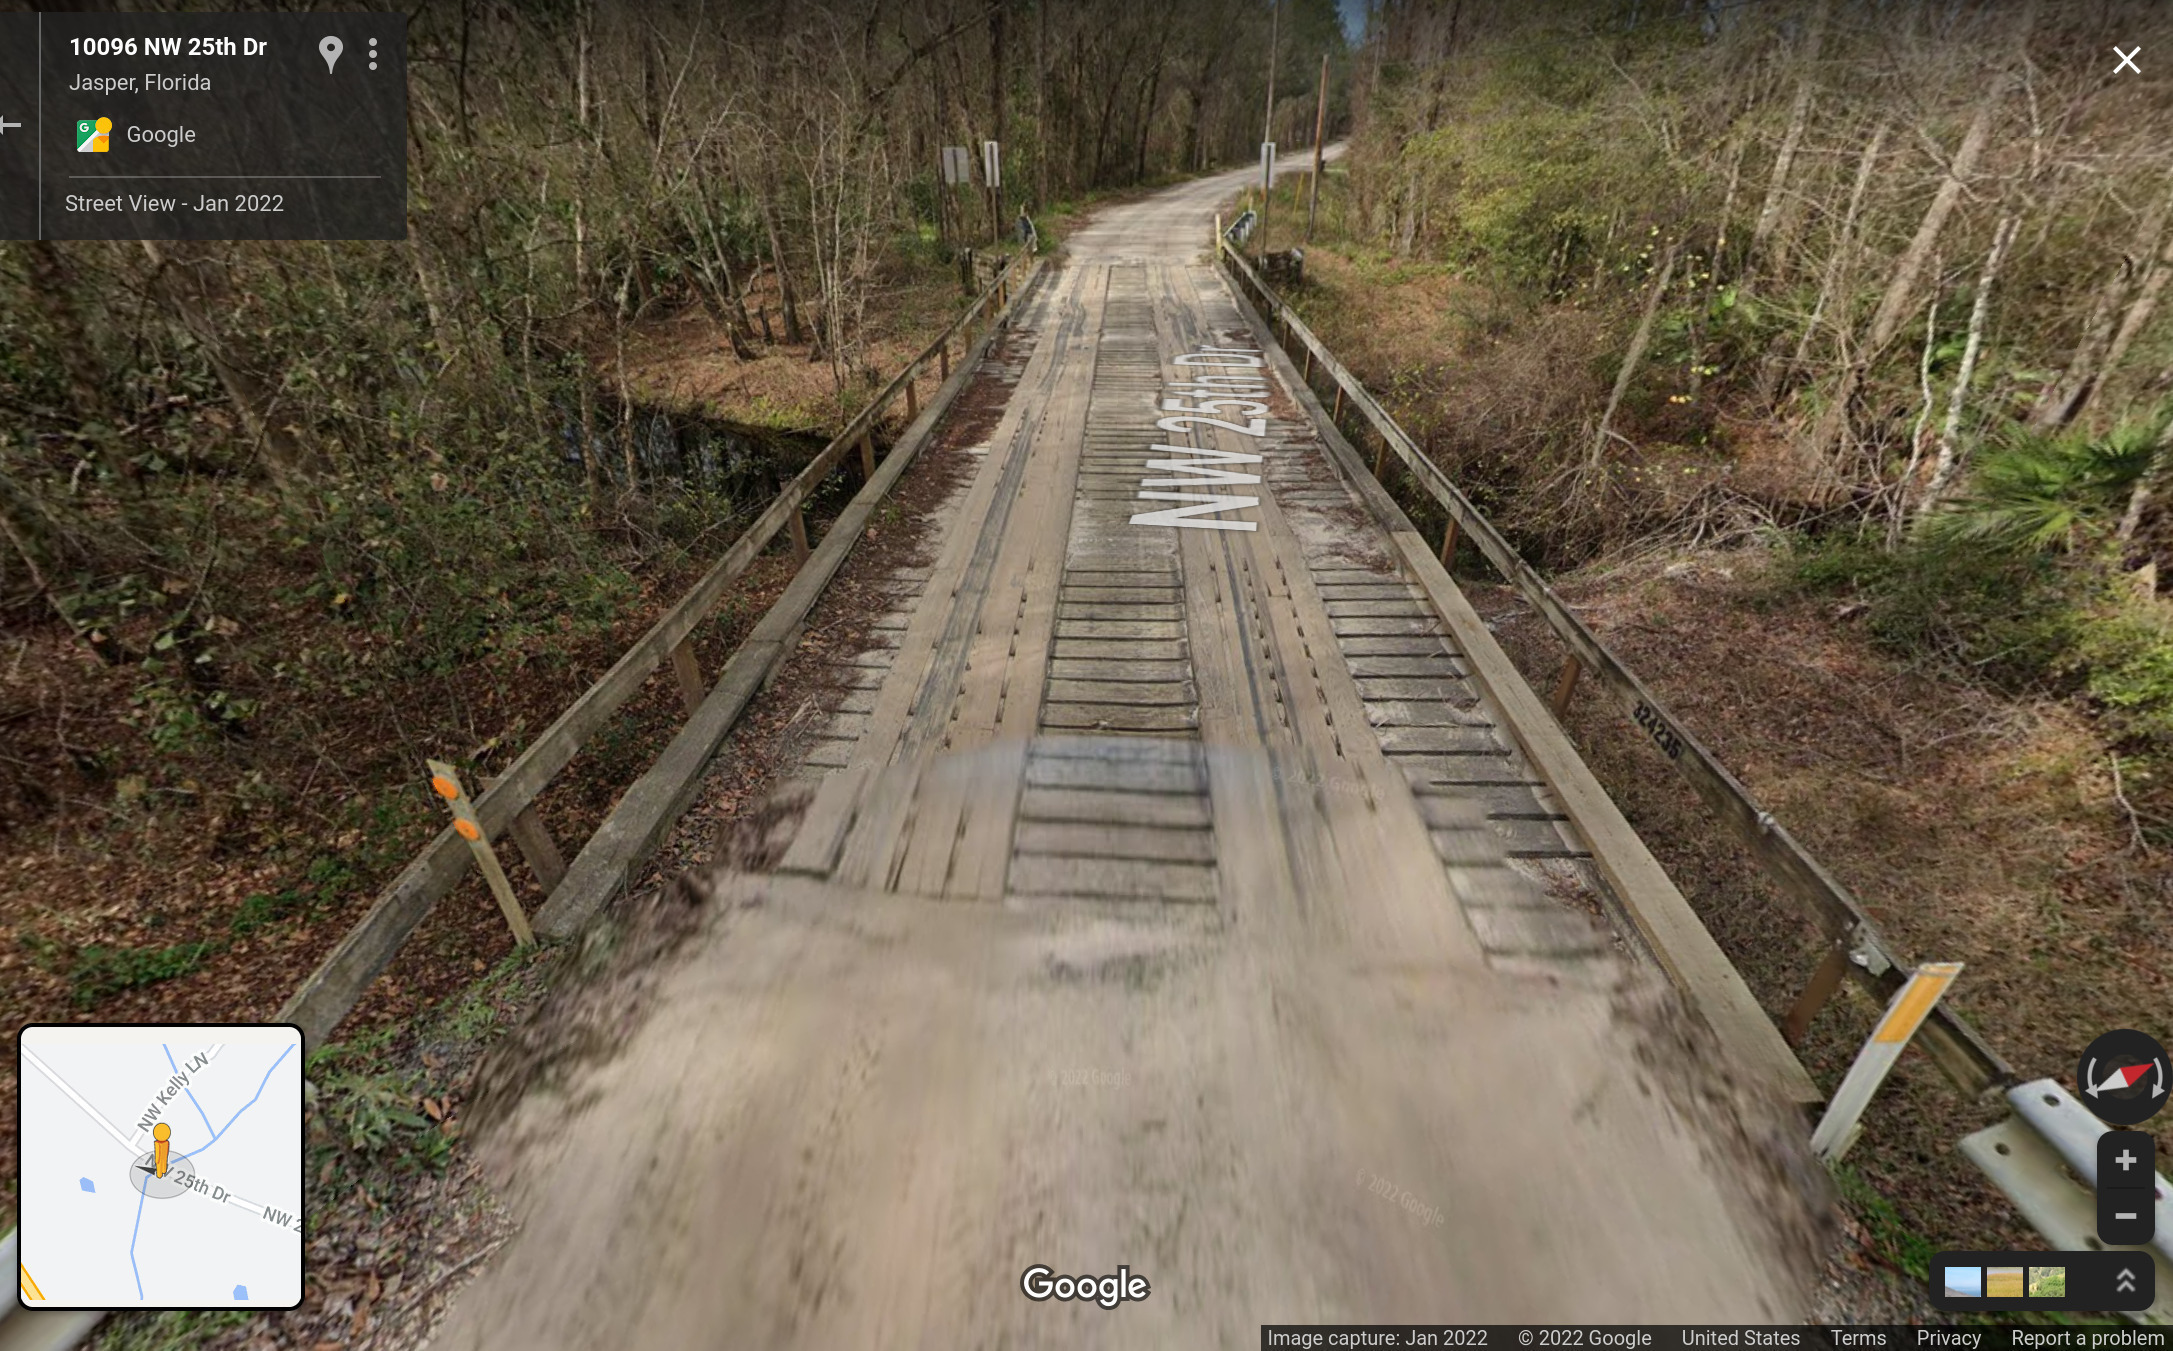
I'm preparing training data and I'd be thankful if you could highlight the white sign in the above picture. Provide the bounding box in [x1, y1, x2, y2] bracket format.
[940, 145, 971, 186]
[982, 140, 1002, 189]
[1260, 141, 1276, 190]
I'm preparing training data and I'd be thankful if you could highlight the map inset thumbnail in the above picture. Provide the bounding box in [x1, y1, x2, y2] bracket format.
[18, 1024, 303, 1309]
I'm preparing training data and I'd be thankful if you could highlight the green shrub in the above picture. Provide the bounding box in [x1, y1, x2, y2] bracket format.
[1788, 533, 2077, 688]
[2072, 597, 2173, 759]
[70, 941, 220, 1007]
[1921, 417, 2162, 555]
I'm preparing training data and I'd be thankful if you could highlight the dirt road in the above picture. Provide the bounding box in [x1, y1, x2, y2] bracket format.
[427, 154, 1821, 1350]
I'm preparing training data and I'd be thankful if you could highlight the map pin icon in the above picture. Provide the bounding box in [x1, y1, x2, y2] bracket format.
[319, 35, 343, 73]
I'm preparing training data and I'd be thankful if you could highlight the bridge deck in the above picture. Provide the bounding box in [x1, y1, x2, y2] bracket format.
[424, 168, 1814, 1349]
[775, 252, 1612, 973]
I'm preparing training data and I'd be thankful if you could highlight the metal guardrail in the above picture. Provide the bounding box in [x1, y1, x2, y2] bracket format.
[1217, 219, 2172, 1323]
[1962, 1082, 2173, 1322]
[4, 1228, 104, 1349]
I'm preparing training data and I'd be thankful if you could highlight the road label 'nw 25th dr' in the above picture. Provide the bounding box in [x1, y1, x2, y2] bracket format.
[1130, 346, 1271, 532]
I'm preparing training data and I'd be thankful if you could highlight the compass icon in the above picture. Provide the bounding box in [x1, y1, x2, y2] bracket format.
[2078, 1028, 2169, 1126]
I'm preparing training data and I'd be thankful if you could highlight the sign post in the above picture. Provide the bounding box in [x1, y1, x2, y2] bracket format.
[940, 145, 972, 248]
[1259, 141, 1276, 255]
[426, 760, 536, 947]
[982, 140, 1002, 245]
[1810, 961, 1964, 1162]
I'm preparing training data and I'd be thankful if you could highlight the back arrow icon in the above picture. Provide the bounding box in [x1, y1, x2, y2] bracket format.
[0, 117, 21, 135]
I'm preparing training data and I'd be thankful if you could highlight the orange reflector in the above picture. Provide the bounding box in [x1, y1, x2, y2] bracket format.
[454, 818, 481, 841]
[431, 775, 460, 800]
[1872, 963, 1961, 1044]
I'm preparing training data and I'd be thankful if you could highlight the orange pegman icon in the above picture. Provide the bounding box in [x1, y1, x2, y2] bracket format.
[153, 1122, 170, 1177]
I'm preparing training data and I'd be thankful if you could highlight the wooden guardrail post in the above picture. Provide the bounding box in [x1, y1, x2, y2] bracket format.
[505, 806, 567, 895]
[1331, 385, 1344, 422]
[788, 506, 812, 561]
[859, 433, 876, 479]
[906, 378, 918, 421]
[1784, 936, 1857, 1047]
[427, 761, 535, 946]
[668, 636, 705, 717]
[482, 771, 570, 896]
[1439, 516, 1459, 567]
[1549, 656, 1583, 718]
[939, 342, 950, 381]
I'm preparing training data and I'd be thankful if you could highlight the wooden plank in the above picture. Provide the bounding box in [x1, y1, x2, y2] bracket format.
[1325, 599, 1433, 618]
[1057, 585, 1184, 604]
[1012, 820, 1215, 864]
[1050, 639, 1187, 661]
[1046, 658, 1193, 683]
[837, 688, 880, 714]
[847, 268, 1073, 777]
[1357, 677, 1483, 702]
[1413, 781, 1562, 821]
[907, 267, 1106, 900]
[1045, 678, 1195, 705]
[1039, 703, 1199, 733]
[1375, 725, 1510, 755]
[1462, 903, 1610, 957]
[1056, 601, 1185, 621]
[1332, 616, 1445, 637]
[777, 763, 873, 877]
[1168, 258, 1476, 965]
[1480, 818, 1591, 859]
[1006, 853, 1216, 902]
[1390, 754, 1543, 787]
[893, 751, 980, 896]
[1053, 618, 1184, 641]
[1017, 786, 1214, 829]
[1364, 698, 1490, 727]
[1345, 655, 1468, 679]
[1032, 734, 1203, 765]
[1338, 635, 1458, 657]
[1024, 753, 1204, 795]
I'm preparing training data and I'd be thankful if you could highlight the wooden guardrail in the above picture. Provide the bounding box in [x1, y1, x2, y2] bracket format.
[277, 245, 1039, 1052]
[1216, 231, 2014, 1104]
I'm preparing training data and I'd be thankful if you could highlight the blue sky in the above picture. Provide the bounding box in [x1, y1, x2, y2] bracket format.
[1338, 0, 1369, 41]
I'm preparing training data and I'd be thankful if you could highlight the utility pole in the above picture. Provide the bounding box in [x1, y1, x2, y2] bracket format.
[1307, 52, 1328, 242]
[989, 1, 1006, 243]
[1260, 0, 1278, 254]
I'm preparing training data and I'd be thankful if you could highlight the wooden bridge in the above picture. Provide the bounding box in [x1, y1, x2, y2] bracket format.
[16, 157, 2160, 1351]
